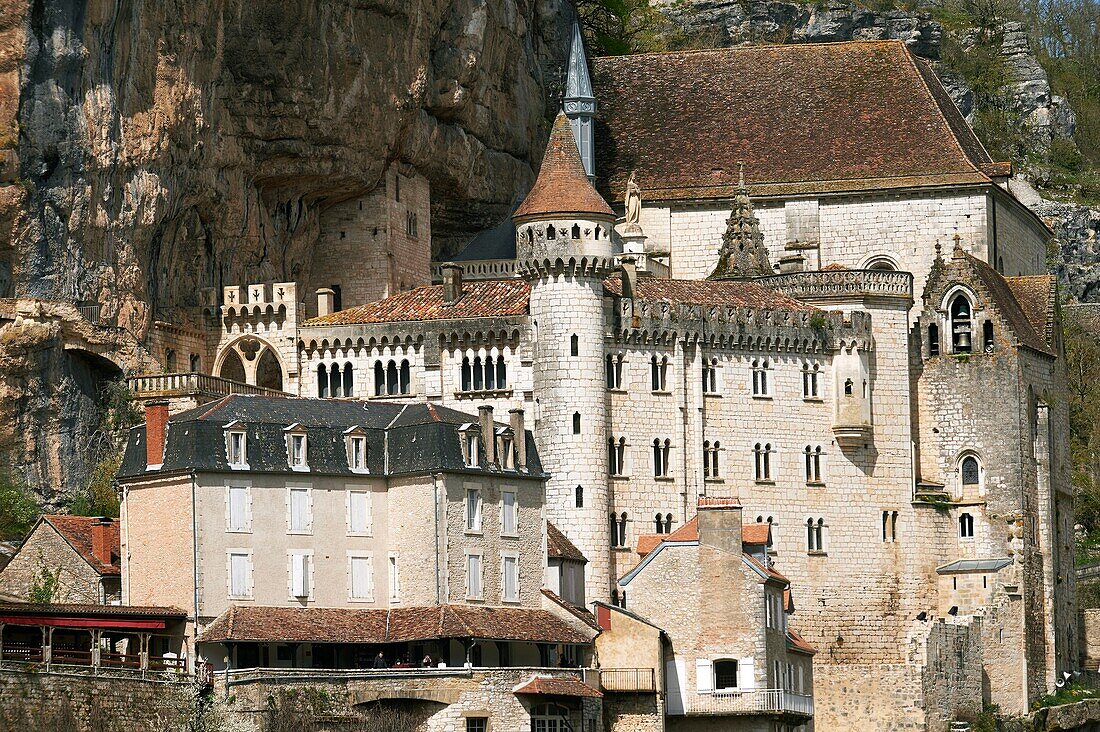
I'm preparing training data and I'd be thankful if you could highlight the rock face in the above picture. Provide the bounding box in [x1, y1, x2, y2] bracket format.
[0, 0, 571, 502]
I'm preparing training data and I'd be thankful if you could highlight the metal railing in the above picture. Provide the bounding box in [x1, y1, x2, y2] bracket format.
[126, 372, 288, 399]
[600, 668, 657, 692]
[685, 689, 813, 716]
[76, 303, 102, 325]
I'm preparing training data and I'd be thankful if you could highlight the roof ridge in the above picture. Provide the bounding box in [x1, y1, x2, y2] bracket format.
[905, 54, 992, 174]
[593, 39, 906, 62]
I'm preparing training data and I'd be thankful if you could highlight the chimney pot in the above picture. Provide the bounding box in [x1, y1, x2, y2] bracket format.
[91, 517, 114, 566]
[442, 263, 463, 306]
[509, 408, 527, 470]
[145, 401, 169, 469]
[316, 288, 335, 317]
[478, 404, 496, 465]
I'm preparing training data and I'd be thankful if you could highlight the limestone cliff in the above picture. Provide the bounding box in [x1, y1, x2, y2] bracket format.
[0, 0, 572, 504]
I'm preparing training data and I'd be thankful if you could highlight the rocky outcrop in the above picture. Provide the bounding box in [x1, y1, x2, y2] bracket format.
[0, 0, 571, 502]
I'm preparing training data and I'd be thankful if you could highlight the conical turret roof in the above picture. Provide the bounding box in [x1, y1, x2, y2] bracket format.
[513, 112, 614, 221]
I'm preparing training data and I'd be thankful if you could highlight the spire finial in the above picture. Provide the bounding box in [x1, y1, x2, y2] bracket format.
[952, 232, 964, 259]
[738, 161, 745, 188]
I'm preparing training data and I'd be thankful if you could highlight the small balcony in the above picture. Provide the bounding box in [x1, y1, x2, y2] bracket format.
[599, 668, 657, 693]
[126, 372, 288, 401]
[684, 689, 813, 717]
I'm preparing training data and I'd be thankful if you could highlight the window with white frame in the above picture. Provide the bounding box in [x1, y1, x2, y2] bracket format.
[227, 485, 251, 533]
[462, 428, 480, 468]
[466, 717, 488, 732]
[712, 659, 739, 692]
[753, 443, 773, 482]
[606, 353, 624, 390]
[502, 553, 519, 602]
[286, 427, 308, 470]
[751, 359, 771, 396]
[650, 355, 668, 392]
[499, 431, 515, 470]
[226, 429, 248, 468]
[289, 551, 312, 599]
[501, 490, 518, 535]
[608, 436, 627, 476]
[802, 361, 821, 399]
[703, 440, 720, 479]
[702, 357, 719, 394]
[652, 438, 671, 477]
[466, 552, 483, 599]
[348, 553, 374, 601]
[807, 518, 826, 552]
[287, 487, 312, 534]
[466, 487, 483, 532]
[228, 551, 252, 599]
[804, 445, 823, 484]
[347, 491, 372, 536]
[388, 554, 400, 601]
[346, 432, 368, 472]
[959, 512, 975, 539]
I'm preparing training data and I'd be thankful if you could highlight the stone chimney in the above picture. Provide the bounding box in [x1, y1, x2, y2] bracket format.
[478, 404, 496, 465]
[697, 497, 743, 556]
[91, 517, 114, 566]
[316, 287, 335, 317]
[145, 401, 169, 469]
[509, 408, 527, 470]
[442, 263, 463, 306]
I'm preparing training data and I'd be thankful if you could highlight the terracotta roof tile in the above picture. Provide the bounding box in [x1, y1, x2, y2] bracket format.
[514, 112, 615, 220]
[547, 522, 587, 563]
[787, 628, 817, 655]
[635, 534, 664, 558]
[303, 280, 530, 327]
[514, 675, 603, 698]
[541, 588, 600, 631]
[666, 517, 699, 542]
[592, 42, 992, 202]
[0, 603, 186, 618]
[963, 255, 1051, 353]
[741, 523, 771, 546]
[604, 275, 814, 311]
[1006, 274, 1058, 350]
[43, 516, 120, 576]
[198, 605, 592, 645]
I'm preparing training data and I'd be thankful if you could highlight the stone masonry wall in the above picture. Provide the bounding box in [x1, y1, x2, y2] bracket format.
[0, 523, 103, 604]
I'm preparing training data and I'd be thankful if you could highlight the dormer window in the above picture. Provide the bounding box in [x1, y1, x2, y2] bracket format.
[497, 428, 515, 471]
[345, 428, 369, 473]
[225, 424, 248, 469]
[460, 425, 481, 468]
[285, 424, 309, 471]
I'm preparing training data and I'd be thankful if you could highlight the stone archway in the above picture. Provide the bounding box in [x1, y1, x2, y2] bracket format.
[214, 336, 286, 390]
[219, 349, 246, 383]
[256, 349, 283, 391]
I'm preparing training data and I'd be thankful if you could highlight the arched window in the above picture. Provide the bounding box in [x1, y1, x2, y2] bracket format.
[655, 513, 665, 533]
[752, 359, 770, 396]
[928, 323, 940, 356]
[343, 363, 354, 397]
[807, 518, 825, 552]
[606, 354, 623, 390]
[461, 357, 472, 392]
[703, 440, 720, 479]
[318, 363, 330, 398]
[496, 355, 507, 389]
[484, 355, 495, 388]
[844, 379, 854, 396]
[619, 513, 628, 547]
[804, 446, 823, 483]
[652, 439, 671, 477]
[374, 362, 385, 396]
[702, 358, 719, 394]
[399, 360, 410, 394]
[961, 455, 981, 492]
[713, 659, 739, 691]
[754, 443, 773, 481]
[959, 512, 975, 539]
[609, 513, 619, 547]
[802, 361, 820, 398]
[572, 412, 581, 434]
[594, 225, 602, 240]
[386, 361, 399, 395]
[867, 257, 896, 271]
[950, 295, 973, 353]
[546, 225, 556, 240]
[472, 357, 484, 391]
[575, 485, 583, 508]
[983, 320, 995, 353]
[609, 437, 627, 477]
[164, 349, 177, 372]
[571, 223, 581, 239]
[330, 363, 342, 398]
[570, 334, 579, 357]
[526, 228, 534, 244]
[189, 353, 201, 372]
[651, 356, 668, 391]
[220, 349, 246, 384]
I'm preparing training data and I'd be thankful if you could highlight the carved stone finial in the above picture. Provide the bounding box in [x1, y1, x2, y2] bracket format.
[738, 161, 745, 188]
[934, 240, 942, 260]
[952, 232, 965, 259]
[709, 165, 771, 280]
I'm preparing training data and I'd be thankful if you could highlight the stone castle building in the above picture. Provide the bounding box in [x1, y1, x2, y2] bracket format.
[134, 31, 1074, 731]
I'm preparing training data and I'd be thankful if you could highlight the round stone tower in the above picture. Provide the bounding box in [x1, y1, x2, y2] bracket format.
[514, 112, 617, 601]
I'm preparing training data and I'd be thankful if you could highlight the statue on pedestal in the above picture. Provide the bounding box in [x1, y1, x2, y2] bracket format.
[624, 171, 642, 228]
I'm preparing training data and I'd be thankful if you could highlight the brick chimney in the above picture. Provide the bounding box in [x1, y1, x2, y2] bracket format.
[509, 408, 527, 471]
[697, 497, 744, 556]
[442, 263, 463, 306]
[91, 517, 114, 566]
[316, 287, 335, 317]
[145, 400, 169, 469]
[478, 404, 496, 465]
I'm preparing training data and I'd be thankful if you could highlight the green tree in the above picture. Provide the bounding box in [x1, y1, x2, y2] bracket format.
[0, 470, 39, 540]
[27, 560, 60, 605]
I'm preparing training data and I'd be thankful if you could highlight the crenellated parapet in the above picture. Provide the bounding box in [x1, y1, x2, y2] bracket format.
[516, 255, 617, 281]
[760, 269, 914, 303]
[613, 298, 873, 355]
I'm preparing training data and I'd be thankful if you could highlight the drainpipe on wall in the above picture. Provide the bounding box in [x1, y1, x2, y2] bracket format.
[191, 469, 200, 668]
[434, 473, 446, 605]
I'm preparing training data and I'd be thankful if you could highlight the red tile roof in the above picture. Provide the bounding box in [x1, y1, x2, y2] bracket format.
[741, 523, 771, 546]
[514, 675, 603, 698]
[787, 628, 817, 655]
[666, 517, 699, 542]
[513, 112, 615, 221]
[604, 275, 814, 311]
[1006, 274, 1058, 350]
[0, 603, 186, 618]
[547, 522, 587, 563]
[592, 41, 994, 201]
[963, 254, 1052, 354]
[43, 516, 120, 576]
[635, 534, 664, 559]
[541, 588, 600, 631]
[303, 279, 530, 327]
[198, 604, 592, 645]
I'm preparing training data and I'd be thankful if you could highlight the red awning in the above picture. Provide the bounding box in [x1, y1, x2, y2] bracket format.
[0, 615, 169, 631]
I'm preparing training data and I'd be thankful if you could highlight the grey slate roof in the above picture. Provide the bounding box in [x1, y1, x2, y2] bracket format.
[451, 201, 519, 262]
[936, 558, 1013, 574]
[117, 395, 544, 480]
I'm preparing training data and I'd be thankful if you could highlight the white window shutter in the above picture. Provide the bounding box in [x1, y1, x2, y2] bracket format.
[739, 657, 755, 690]
[350, 492, 369, 533]
[695, 658, 713, 693]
